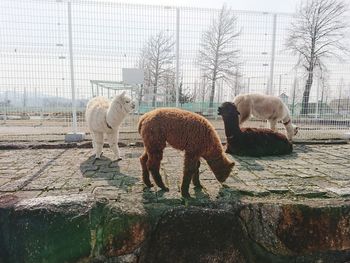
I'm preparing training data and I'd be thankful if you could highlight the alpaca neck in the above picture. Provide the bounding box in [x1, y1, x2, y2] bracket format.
[106, 100, 127, 128]
[222, 115, 241, 138]
[283, 121, 294, 140]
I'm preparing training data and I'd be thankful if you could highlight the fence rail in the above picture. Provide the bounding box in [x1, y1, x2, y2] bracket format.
[1, 0, 350, 141]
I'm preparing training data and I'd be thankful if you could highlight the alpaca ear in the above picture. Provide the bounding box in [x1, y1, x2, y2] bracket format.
[121, 91, 126, 97]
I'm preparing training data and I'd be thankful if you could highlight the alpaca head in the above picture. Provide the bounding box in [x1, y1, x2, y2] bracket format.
[218, 102, 240, 121]
[218, 102, 240, 126]
[113, 91, 135, 114]
[207, 154, 235, 183]
[285, 123, 298, 141]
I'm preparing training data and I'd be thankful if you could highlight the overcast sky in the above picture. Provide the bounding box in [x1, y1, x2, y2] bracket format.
[100, 0, 300, 13]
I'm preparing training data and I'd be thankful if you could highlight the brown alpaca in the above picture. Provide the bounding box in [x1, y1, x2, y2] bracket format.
[138, 108, 235, 198]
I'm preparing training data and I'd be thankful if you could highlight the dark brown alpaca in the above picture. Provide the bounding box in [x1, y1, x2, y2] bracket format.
[138, 108, 235, 197]
[218, 102, 293, 157]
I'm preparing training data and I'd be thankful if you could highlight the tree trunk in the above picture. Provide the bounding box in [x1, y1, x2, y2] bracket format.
[209, 78, 216, 108]
[152, 85, 157, 107]
[152, 72, 158, 107]
[138, 84, 144, 108]
[301, 68, 314, 115]
[152, 55, 160, 107]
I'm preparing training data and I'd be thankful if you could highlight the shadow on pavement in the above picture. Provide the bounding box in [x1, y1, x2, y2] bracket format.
[80, 155, 138, 192]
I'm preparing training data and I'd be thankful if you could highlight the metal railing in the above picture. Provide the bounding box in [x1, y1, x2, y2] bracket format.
[1, 0, 349, 141]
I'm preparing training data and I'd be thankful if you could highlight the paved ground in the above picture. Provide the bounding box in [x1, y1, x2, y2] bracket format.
[1, 143, 350, 203]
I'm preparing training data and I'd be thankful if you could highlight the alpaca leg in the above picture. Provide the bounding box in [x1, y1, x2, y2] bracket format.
[107, 132, 121, 160]
[236, 101, 251, 125]
[182, 154, 200, 197]
[140, 151, 153, 187]
[269, 119, 278, 132]
[191, 160, 202, 188]
[239, 111, 250, 125]
[147, 151, 169, 191]
[90, 132, 96, 152]
[94, 132, 104, 159]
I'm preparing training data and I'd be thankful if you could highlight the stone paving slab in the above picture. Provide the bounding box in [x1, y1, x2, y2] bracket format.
[0, 144, 350, 202]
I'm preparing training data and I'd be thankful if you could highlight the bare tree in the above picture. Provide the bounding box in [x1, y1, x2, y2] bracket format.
[286, 0, 349, 115]
[138, 31, 175, 107]
[162, 74, 194, 104]
[231, 69, 244, 97]
[199, 75, 210, 104]
[162, 70, 175, 104]
[192, 80, 198, 102]
[318, 69, 331, 108]
[197, 5, 240, 108]
[178, 84, 195, 105]
[337, 78, 344, 114]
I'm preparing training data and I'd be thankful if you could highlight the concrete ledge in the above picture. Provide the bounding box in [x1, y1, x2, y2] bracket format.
[1, 194, 350, 263]
[342, 132, 350, 140]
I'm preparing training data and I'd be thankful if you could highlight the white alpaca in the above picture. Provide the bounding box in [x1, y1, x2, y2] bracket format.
[85, 92, 135, 160]
[233, 93, 298, 141]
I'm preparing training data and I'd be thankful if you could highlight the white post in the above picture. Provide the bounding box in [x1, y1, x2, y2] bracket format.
[175, 8, 180, 107]
[278, 74, 282, 96]
[291, 71, 297, 116]
[220, 78, 224, 102]
[68, 2, 77, 133]
[4, 91, 8, 122]
[247, 77, 250, 94]
[65, 1, 84, 142]
[315, 76, 320, 119]
[269, 14, 277, 95]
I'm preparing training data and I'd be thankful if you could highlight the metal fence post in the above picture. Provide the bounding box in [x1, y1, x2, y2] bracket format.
[68, 2, 77, 133]
[316, 76, 320, 119]
[65, 1, 85, 142]
[175, 7, 180, 107]
[269, 13, 277, 95]
[291, 73, 297, 116]
[247, 77, 250, 94]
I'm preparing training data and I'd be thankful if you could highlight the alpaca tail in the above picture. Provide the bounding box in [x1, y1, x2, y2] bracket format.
[138, 117, 144, 134]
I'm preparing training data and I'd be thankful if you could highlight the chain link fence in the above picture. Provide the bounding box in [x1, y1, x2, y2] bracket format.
[1, 0, 350, 141]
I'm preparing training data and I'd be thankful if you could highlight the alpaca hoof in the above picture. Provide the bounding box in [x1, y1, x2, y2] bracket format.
[161, 186, 169, 192]
[194, 184, 204, 190]
[95, 152, 103, 159]
[221, 183, 230, 188]
[144, 181, 154, 188]
[115, 157, 122, 161]
[181, 192, 191, 199]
